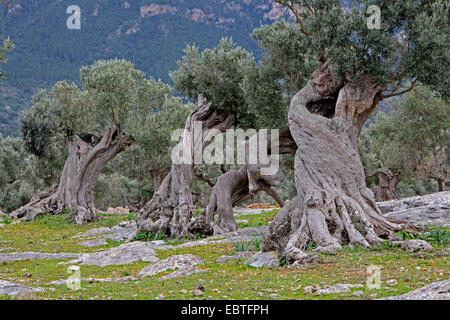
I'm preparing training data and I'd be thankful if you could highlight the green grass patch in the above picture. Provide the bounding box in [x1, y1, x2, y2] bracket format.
[236, 209, 279, 229]
[0, 213, 448, 300]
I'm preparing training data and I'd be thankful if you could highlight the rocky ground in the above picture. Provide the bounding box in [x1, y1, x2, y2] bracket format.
[0, 192, 448, 300]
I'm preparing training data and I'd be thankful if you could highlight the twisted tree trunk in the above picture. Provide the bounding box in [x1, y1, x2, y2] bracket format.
[10, 127, 132, 224]
[203, 165, 285, 234]
[202, 129, 292, 234]
[136, 95, 235, 238]
[149, 164, 171, 192]
[366, 168, 400, 201]
[263, 64, 406, 264]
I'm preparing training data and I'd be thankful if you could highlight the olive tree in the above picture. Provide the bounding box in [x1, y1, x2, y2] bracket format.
[136, 38, 294, 237]
[360, 87, 449, 199]
[262, 0, 449, 263]
[10, 59, 158, 224]
[116, 80, 194, 210]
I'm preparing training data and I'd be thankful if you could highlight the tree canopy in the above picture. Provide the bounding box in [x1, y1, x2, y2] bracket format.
[360, 87, 450, 192]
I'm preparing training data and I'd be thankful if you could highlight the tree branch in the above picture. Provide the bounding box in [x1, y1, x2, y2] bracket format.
[381, 79, 418, 99]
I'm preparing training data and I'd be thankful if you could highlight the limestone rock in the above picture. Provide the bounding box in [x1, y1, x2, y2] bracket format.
[381, 279, 450, 300]
[0, 280, 44, 296]
[245, 251, 279, 268]
[106, 207, 130, 214]
[390, 240, 433, 252]
[304, 283, 363, 295]
[138, 254, 206, 279]
[0, 252, 79, 262]
[74, 221, 137, 247]
[48, 276, 138, 285]
[379, 191, 450, 228]
[216, 251, 254, 263]
[386, 279, 398, 287]
[316, 283, 363, 294]
[62, 241, 159, 266]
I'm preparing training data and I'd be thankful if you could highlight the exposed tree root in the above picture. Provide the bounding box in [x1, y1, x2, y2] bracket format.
[263, 63, 417, 264]
[136, 95, 235, 238]
[10, 127, 132, 224]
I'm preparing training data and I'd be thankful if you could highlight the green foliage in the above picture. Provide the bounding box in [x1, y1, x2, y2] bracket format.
[232, 234, 264, 252]
[0, 213, 12, 224]
[193, 208, 203, 218]
[398, 225, 449, 246]
[170, 38, 255, 123]
[275, 0, 450, 98]
[105, 238, 125, 247]
[104, 217, 117, 228]
[360, 87, 449, 195]
[20, 59, 158, 158]
[0, 36, 14, 79]
[132, 231, 168, 242]
[306, 241, 318, 251]
[421, 225, 449, 246]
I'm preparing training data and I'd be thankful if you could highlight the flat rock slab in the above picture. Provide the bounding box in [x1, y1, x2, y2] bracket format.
[304, 283, 363, 295]
[379, 191, 450, 228]
[138, 254, 206, 279]
[0, 252, 79, 262]
[48, 276, 138, 286]
[61, 241, 159, 266]
[245, 251, 279, 268]
[391, 240, 433, 252]
[233, 208, 276, 217]
[381, 279, 450, 300]
[0, 279, 44, 296]
[216, 251, 254, 264]
[74, 221, 137, 247]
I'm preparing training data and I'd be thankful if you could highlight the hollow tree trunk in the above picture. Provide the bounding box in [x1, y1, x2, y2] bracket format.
[366, 168, 400, 201]
[136, 95, 235, 238]
[201, 129, 291, 234]
[263, 63, 406, 264]
[149, 164, 170, 192]
[122, 193, 148, 212]
[10, 127, 132, 224]
[202, 163, 285, 234]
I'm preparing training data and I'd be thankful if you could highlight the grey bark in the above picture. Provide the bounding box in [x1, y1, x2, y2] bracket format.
[136, 95, 235, 238]
[10, 127, 132, 224]
[203, 130, 288, 234]
[264, 63, 407, 264]
[366, 167, 400, 201]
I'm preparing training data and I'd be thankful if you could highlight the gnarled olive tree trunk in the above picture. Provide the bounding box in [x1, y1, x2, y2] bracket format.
[366, 168, 400, 201]
[10, 127, 132, 224]
[263, 64, 406, 264]
[202, 129, 293, 234]
[203, 164, 285, 234]
[136, 95, 235, 238]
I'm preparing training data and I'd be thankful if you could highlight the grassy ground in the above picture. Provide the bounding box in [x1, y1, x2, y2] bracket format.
[0, 210, 448, 300]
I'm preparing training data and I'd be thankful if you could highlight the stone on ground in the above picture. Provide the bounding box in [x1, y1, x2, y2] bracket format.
[390, 240, 433, 252]
[0, 252, 79, 262]
[0, 279, 44, 296]
[74, 221, 137, 247]
[245, 251, 279, 268]
[138, 254, 206, 280]
[381, 279, 450, 300]
[379, 191, 450, 228]
[61, 241, 159, 266]
[216, 251, 254, 263]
